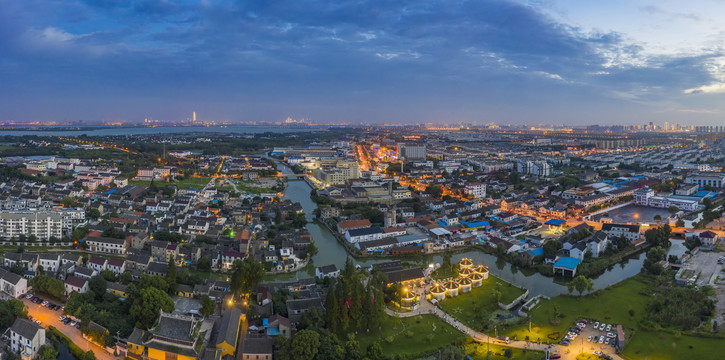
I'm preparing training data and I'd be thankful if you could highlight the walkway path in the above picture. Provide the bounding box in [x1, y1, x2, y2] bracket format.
[385, 291, 624, 360]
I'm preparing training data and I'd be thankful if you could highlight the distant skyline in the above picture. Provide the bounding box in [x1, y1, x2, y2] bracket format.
[1, 0, 725, 125]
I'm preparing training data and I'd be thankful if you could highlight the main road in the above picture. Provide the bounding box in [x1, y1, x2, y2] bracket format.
[23, 298, 116, 360]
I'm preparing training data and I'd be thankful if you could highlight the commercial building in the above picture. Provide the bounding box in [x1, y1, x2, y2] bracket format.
[396, 143, 427, 160]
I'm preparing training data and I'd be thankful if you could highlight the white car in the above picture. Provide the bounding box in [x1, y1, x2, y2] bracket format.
[587, 335, 593, 342]
[600, 323, 606, 331]
[605, 338, 610, 345]
[599, 337, 605, 344]
[606, 324, 612, 332]
[594, 321, 600, 328]
[607, 332, 616, 338]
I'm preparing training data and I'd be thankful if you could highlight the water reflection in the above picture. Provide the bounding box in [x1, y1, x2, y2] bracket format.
[275, 158, 646, 297]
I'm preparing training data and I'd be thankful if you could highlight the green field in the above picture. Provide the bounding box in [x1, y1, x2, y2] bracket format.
[621, 331, 725, 360]
[464, 342, 544, 360]
[438, 275, 526, 332]
[129, 177, 212, 189]
[356, 314, 467, 359]
[504, 275, 651, 343]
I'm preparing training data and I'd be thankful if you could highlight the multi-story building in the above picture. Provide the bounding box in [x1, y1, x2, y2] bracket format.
[0, 209, 84, 240]
[0, 268, 28, 299]
[601, 223, 641, 242]
[464, 183, 487, 199]
[685, 172, 725, 189]
[313, 165, 360, 187]
[9, 318, 45, 359]
[396, 143, 426, 160]
[85, 236, 128, 255]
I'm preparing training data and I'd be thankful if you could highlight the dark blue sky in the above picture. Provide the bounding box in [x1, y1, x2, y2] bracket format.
[1, 0, 724, 125]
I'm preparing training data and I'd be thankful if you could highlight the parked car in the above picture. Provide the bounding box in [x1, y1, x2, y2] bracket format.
[42, 300, 48, 306]
[606, 324, 612, 332]
[587, 335, 593, 342]
[605, 338, 610, 345]
[599, 337, 605, 344]
[593, 336, 599, 343]
[550, 354, 561, 359]
[18, 294, 25, 300]
[600, 323, 606, 331]
[74, 323, 81, 329]
[594, 321, 600, 328]
[70, 321, 77, 327]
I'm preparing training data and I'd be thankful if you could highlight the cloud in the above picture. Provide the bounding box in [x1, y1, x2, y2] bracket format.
[0, 0, 723, 125]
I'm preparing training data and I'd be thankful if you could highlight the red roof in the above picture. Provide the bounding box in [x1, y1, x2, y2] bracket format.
[65, 276, 87, 288]
[89, 257, 106, 265]
[107, 258, 124, 267]
[337, 219, 371, 230]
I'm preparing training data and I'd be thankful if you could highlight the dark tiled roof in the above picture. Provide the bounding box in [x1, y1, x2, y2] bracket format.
[11, 318, 43, 340]
[65, 275, 87, 288]
[242, 337, 273, 355]
[153, 314, 194, 341]
[217, 308, 242, 346]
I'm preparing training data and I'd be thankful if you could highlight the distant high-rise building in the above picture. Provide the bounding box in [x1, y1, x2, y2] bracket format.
[193, 112, 196, 122]
[396, 143, 426, 160]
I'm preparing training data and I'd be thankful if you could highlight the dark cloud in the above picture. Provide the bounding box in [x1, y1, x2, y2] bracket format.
[0, 0, 721, 124]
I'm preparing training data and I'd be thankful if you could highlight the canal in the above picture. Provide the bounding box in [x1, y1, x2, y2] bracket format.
[274, 159, 649, 297]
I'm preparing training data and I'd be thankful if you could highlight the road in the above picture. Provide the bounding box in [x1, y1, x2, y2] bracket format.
[386, 287, 624, 360]
[23, 298, 116, 360]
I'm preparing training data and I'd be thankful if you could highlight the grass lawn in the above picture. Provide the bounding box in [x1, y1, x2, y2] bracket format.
[263, 262, 316, 282]
[356, 314, 467, 359]
[503, 275, 652, 343]
[431, 264, 459, 280]
[438, 275, 525, 332]
[621, 331, 725, 360]
[129, 177, 212, 189]
[464, 342, 543, 360]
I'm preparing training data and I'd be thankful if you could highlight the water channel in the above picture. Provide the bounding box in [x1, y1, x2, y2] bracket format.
[275, 160, 651, 297]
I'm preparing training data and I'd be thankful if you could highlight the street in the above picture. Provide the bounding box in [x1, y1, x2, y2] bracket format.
[23, 298, 116, 360]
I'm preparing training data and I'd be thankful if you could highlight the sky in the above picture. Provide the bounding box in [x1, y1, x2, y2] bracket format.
[1, 0, 725, 126]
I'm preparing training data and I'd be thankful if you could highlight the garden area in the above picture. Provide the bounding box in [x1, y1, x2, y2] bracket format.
[503, 275, 651, 343]
[356, 314, 467, 359]
[438, 275, 525, 332]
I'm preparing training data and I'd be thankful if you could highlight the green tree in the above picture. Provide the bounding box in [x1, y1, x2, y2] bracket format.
[61, 197, 77, 208]
[0, 299, 27, 329]
[119, 272, 133, 285]
[366, 342, 384, 360]
[38, 345, 58, 360]
[491, 289, 503, 305]
[138, 274, 169, 293]
[425, 184, 442, 198]
[166, 258, 177, 294]
[439, 345, 466, 360]
[199, 296, 216, 317]
[89, 275, 107, 300]
[324, 285, 340, 334]
[566, 281, 575, 295]
[571, 275, 594, 297]
[197, 256, 211, 271]
[230, 258, 265, 296]
[290, 329, 320, 360]
[504, 348, 513, 359]
[88, 208, 101, 220]
[307, 242, 319, 257]
[130, 287, 175, 329]
[668, 206, 679, 214]
[343, 340, 362, 360]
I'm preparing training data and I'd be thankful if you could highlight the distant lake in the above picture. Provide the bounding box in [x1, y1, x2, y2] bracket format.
[1, 125, 323, 137]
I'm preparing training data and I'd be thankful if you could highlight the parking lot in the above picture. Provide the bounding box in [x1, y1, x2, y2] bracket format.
[21, 295, 115, 360]
[558, 319, 620, 358]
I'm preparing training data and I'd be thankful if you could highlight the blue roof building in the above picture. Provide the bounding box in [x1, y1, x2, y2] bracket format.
[553, 256, 581, 277]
